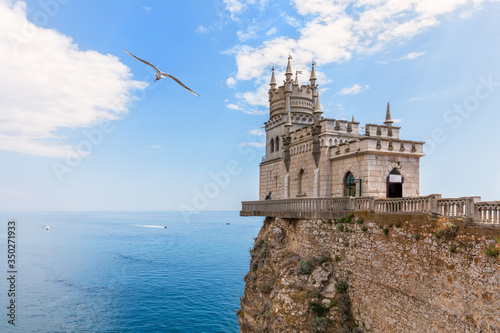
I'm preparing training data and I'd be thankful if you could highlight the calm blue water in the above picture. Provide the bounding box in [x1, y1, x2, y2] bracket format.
[0, 212, 262, 332]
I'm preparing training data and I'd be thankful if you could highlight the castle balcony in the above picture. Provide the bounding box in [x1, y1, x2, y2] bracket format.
[241, 196, 500, 226]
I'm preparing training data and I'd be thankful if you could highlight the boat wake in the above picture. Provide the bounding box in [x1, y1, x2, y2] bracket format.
[133, 225, 167, 229]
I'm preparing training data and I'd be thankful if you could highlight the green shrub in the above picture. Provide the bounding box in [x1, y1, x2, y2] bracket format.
[337, 223, 345, 232]
[414, 234, 420, 240]
[335, 280, 349, 294]
[297, 258, 316, 275]
[335, 255, 341, 262]
[310, 317, 330, 332]
[260, 284, 273, 293]
[345, 213, 355, 224]
[310, 302, 330, 317]
[361, 226, 368, 232]
[485, 245, 500, 257]
[383, 228, 389, 236]
[320, 255, 330, 264]
[355, 218, 364, 224]
[449, 245, 457, 253]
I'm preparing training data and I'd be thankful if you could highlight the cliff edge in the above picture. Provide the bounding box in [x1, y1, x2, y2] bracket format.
[238, 213, 499, 332]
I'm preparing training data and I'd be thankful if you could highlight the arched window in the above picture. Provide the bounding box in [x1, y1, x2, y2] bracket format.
[387, 168, 403, 198]
[329, 138, 333, 146]
[275, 136, 280, 151]
[270, 138, 274, 153]
[344, 172, 356, 197]
[297, 169, 305, 195]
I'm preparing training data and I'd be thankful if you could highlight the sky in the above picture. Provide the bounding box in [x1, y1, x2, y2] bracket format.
[0, 0, 499, 213]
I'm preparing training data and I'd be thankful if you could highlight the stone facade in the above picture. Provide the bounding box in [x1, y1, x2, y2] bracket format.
[259, 58, 424, 201]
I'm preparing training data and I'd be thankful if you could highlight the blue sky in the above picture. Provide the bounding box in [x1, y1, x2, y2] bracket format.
[0, 0, 499, 212]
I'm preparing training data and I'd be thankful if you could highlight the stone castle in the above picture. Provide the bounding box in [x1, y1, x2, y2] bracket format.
[260, 57, 424, 201]
[239, 57, 499, 333]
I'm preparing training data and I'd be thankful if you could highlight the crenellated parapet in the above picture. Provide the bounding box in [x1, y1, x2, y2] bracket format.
[269, 84, 315, 119]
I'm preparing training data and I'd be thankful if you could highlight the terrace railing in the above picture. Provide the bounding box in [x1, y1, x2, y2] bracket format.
[241, 195, 499, 226]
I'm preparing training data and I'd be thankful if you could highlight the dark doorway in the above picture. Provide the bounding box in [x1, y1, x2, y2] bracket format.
[344, 172, 356, 197]
[387, 168, 403, 198]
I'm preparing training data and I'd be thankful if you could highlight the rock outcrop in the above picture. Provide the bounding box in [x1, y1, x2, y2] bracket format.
[238, 213, 500, 332]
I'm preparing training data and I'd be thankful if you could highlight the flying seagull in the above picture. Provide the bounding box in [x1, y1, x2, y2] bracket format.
[124, 49, 199, 97]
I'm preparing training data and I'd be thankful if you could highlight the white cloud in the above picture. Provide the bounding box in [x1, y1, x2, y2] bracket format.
[228, 0, 496, 104]
[280, 12, 302, 28]
[0, 0, 146, 158]
[142, 6, 152, 13]
[226, 77, 237, 87]
[338, 84, 369, 96]
[378, 51, 426, 64]
[237, 26, 258, 41]
[196, 25, 209, 34]
[236, 84, 269, 106]
[223, 0, 246, 19]
[398, 51, 426, 61]
[149, 145, 163, 149]
[248, 129, 265, 136]
[226, 104, 242, 110]
[240, 142, 266, 147]
[266, 27, 278, 36]
[226, 103, 266, 115]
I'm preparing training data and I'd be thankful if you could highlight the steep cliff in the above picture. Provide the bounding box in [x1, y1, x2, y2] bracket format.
[238, 213, 500, 333]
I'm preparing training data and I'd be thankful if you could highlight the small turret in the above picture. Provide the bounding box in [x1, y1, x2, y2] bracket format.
[313, 93, 322, 116]
[384, 102, 393, 127]
[270, 66, 276, 89]
[309, 61, 317, 97]
[294, 70, 299, 85]
[285, 56, 293, 81]
[309, 61, 317, 81]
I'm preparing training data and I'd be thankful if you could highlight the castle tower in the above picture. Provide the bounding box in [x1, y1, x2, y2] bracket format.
[264, 58, 317, 162]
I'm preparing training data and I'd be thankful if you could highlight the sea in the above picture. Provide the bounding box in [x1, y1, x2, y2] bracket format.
[0, 211, 263, 333]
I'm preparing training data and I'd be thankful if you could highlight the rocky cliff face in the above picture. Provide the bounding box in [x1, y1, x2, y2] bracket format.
[238, 213, 500, 333]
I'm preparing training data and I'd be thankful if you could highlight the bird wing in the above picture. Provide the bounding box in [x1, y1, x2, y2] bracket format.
[162, 72, 199, 97]
[124, 49, 160, 73]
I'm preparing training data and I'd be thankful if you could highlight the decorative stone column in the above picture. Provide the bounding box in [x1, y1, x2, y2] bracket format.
[284, 174, 290, 199]
[313, 169, 320, 198]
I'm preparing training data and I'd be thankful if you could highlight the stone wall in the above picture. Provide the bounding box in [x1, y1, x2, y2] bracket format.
[329, 153, 421, 198]
[259, 159, 284, 200]
[239, 213, 500, 332]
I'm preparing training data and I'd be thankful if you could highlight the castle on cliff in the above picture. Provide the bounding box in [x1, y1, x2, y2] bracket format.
[259, 57, 425, 201]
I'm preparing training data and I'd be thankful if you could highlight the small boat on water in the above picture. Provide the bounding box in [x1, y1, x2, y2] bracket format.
[45, 225, 50, 230]
[163, 225, 168, 228]
[226, 222, 230, 225]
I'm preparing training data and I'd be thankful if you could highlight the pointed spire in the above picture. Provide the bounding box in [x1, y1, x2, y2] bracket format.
[286, 55, 293, 76]
[270, 66, 276, 88]
[310, 61, 317, 81]
[285, 55, 293, 80]
[294, 70, 299, 85]
[352, 115, 355, 122]
[384, 102, 393, 126]
[313, 93, 322, 114]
